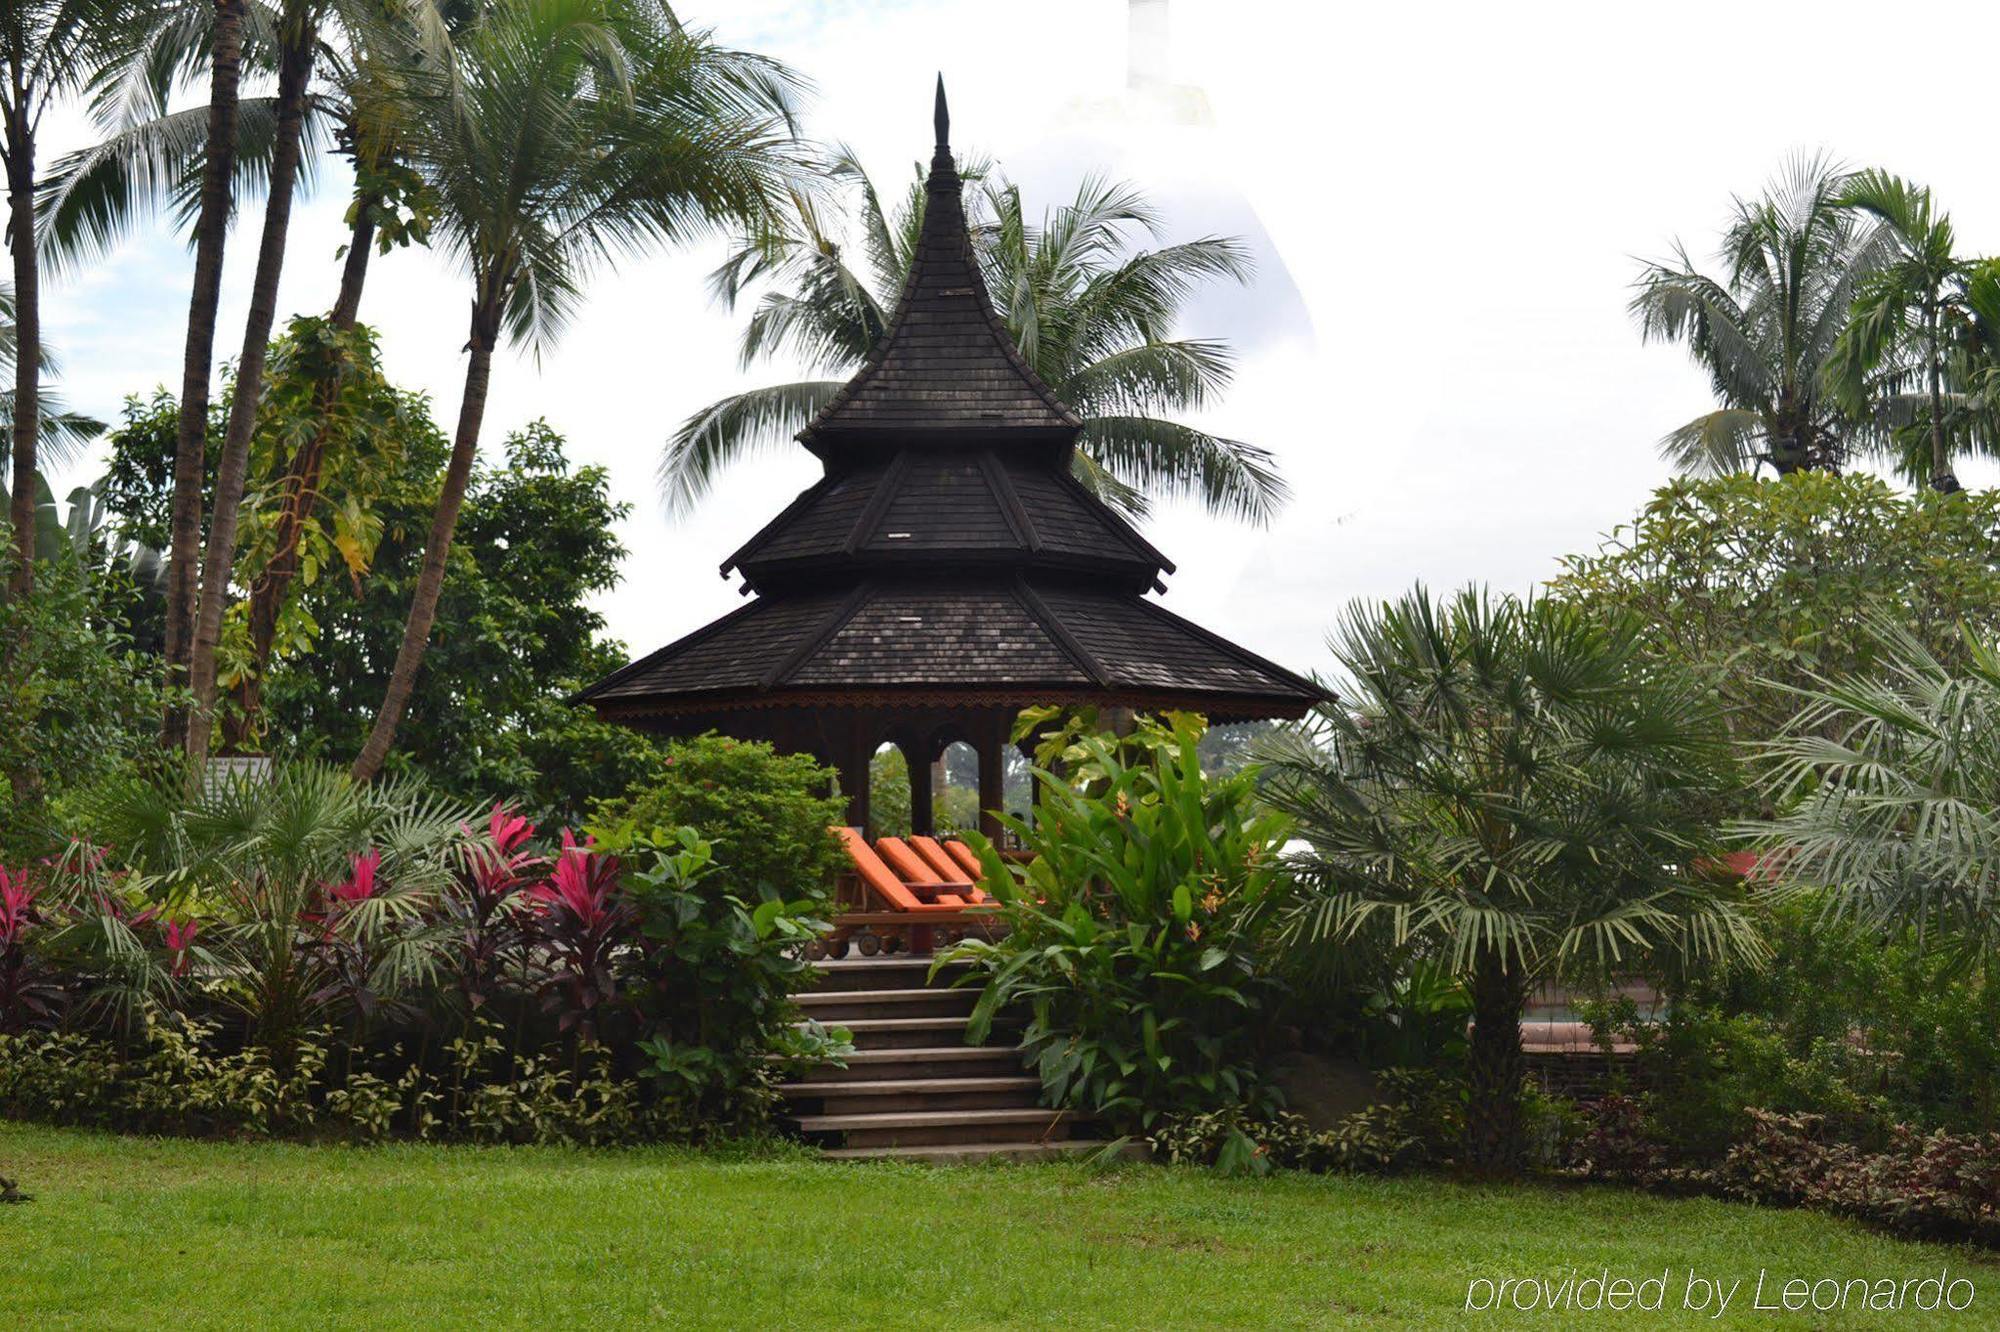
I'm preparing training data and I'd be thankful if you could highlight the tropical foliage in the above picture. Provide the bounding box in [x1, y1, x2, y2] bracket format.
[1549, 473, 2000, 764]
[592, 734, 846, 907]
[349, 0, 807, 780]
[662, 156, 1284, 523]
[1755, 623, 2000, 963]
[2, 759, 841, 1141]
[1259, 587, 1765, 1172]
[946, 714, 1293, 1132]
[1631, 155, 1885, 475]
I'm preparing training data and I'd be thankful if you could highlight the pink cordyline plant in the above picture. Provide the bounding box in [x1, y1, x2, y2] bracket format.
[329, 850, 382, 905]
[1, 866, 64, 1032]
[528, 830, 629, 1041]
[162, 919, 201, 978]
[0, 867, 39, 952]
[446, 805, 546, 1016]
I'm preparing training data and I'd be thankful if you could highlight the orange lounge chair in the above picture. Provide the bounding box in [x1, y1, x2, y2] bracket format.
[939, 838, 985, 881]
[833, 827, 965, 913]
[908, 835, 988, 904]
[875, 837, 967, 906]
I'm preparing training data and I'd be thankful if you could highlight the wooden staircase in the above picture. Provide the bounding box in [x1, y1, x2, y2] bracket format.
[781, 956, 1101, 1163]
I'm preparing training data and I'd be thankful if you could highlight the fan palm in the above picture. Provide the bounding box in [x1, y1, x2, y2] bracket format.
[661, 153, 1285, 524]
[1259, 587, 1764, 1173]
[0, 0, 145, 594]
[1828, 171, 1995, 492]
[348, 0, 805, 781]
[1631, 154, 1885, 477]
[1755, 621, 2000, 963]
[81, 760, 470, 1066]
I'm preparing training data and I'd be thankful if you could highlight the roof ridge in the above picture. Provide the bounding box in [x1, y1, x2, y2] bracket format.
[978, 451, 1042, 551]
[1012, 577, 1109, 685]
[761, 582, 875, 689]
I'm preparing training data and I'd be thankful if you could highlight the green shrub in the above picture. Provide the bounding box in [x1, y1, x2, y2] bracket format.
[947, 714, 1292, 1131]
[590, 821, 848, 1131]
[0, 1015, 679, 1146]
[1149, 1070, 1463, 1175]
[593, 735, 845, 906]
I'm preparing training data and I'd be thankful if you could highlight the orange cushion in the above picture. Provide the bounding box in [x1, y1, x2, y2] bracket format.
[908, 835, 973, 884]
[943, 839, 984, 878]
[877, 837, 938, 884]
[832, 827, 962, 913]
[911, 835, 986, 904]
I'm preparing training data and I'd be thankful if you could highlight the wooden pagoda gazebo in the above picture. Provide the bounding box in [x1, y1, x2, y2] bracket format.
[579, 82, 1324, 837]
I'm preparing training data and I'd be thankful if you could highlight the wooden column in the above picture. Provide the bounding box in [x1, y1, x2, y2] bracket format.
[906, 739, 934, 836]
[977, 712, 1007, 844]
[839, 715, 872, 832]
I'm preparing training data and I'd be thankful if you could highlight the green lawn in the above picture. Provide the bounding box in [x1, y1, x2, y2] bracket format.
[3, 1123, 1997, 1329]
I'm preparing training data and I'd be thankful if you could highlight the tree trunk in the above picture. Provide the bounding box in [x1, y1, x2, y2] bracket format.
[226, 206, 377, 750]
[162, 0, 248, 746]
[4, 106, 37, 596]
[1927, 315, 1956, 493]
[186, 27, 317, 767]
[1463, 948, 1528, 1175]
[349, 308, 498, 783]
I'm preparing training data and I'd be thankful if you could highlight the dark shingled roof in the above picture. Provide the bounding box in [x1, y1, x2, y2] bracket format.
[578, 83, 1326, 726]
[583, 578, 1320, 714]
[724, 450, 1172, 591]
[796, 83, 1078, 448]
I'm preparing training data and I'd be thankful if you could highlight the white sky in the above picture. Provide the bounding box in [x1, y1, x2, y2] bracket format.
[39, 0, 2000, 680]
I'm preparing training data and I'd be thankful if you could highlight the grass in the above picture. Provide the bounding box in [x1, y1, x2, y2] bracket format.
[3, 1123, 1998, 1328]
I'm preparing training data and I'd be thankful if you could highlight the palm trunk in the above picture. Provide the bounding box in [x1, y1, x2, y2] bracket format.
[1463, 947, 1528, 1175]
[1926, 312, 1954, 492]
[349, 303, 500, 783]
[163, 0, 248, 747]
[186, 27, 317, 767]
[226, 206, 377, 751]
[4, 104, 37, 596]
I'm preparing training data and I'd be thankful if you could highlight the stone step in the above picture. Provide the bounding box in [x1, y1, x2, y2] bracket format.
[799, 1046, 1028, 1083]
[780, 1075, 1043, 1116]
[825, 1015, 1002, 1050]
[797, 987, 977, 1022]
[794, 1106, 1084, 1150]
[822, 1139, 1136, 1165]
[810, 956, 970, 993]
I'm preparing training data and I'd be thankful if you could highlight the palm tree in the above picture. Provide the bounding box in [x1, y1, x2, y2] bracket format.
[0, 0, 141, 595]
[1259, 587, 1765, 1173]
[0, 283, 104, 482]
[1756, 621, 2000, 964]
[1631, 155, 1885, 477]
[43, 2, 450, 759]
[1829, 171, 1992, 492]
[661, 153, 1285, 524]
[347, 0, 805, 782]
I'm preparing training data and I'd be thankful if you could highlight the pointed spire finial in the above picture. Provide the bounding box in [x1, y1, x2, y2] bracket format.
[933, 74, 949, 149]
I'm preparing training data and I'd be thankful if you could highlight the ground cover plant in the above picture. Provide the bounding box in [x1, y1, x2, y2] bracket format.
[6, 1121, 2000, 1330]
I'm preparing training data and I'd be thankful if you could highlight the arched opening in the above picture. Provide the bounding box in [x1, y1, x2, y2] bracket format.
[867, 741, 912, 836]
[935, 741, 980, 835]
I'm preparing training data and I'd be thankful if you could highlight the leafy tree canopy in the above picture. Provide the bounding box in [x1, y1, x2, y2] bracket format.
[1549, 473, 2000, 779]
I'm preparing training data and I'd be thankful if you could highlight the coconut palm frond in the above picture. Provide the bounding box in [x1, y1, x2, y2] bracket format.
[659, 380, 842, 517]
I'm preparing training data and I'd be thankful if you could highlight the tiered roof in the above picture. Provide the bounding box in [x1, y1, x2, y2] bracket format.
[579, 81, 1322, 726]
